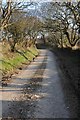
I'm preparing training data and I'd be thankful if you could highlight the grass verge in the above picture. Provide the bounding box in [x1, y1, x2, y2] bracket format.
[0, 44, 39, 78]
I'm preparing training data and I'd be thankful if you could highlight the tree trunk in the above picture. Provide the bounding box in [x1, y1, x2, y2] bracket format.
[42, 34, 45, 44]
[60, 32, 63, 48]
[11, 45, 15, 52]
[65, 31, 78, 47]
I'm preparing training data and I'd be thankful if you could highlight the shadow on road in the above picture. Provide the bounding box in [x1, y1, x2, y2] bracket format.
[2, 52, 48, 119]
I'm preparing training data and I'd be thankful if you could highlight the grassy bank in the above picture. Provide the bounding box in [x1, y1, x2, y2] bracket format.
[0, 43, 39, 79]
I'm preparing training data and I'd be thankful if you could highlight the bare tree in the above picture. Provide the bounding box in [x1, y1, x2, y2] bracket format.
[63, 2, 80, 47]
[0, 0, 33, 51]
[40, 1, 80, 47]
[0, 0, 33, 37]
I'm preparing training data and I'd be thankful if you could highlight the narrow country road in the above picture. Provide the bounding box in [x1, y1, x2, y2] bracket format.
[1, 49, 78, 119]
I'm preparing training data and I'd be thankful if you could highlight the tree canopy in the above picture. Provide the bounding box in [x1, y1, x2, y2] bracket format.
[0, 1, 80, 50]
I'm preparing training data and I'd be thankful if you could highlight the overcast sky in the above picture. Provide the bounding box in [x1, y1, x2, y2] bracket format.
[2, 0, 78, 3]
[3, 0, 52, 2]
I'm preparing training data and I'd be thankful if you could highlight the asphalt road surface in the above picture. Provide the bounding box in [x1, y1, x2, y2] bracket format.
[1, 49, 78, 119]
